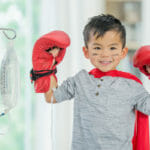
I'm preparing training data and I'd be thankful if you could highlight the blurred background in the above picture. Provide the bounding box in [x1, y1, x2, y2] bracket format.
[0, 0, 150, 150]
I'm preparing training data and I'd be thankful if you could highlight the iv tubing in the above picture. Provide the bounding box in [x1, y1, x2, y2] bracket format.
[51, 89, 55, 150]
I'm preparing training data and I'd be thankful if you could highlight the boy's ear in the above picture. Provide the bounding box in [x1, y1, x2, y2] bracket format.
[82, 46, 89, 59]
[121, 47, 128, 59]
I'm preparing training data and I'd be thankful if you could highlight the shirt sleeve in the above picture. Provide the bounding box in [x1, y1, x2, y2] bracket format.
[134, 87, 150, 115]
[53, 76, 76, 103]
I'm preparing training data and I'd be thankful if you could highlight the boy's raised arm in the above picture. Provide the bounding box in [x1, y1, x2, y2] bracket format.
[44, 75, 57, 103]
[30, 30, 70, 94]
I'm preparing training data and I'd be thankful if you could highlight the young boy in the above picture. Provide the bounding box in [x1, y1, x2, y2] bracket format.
[45, 14, 150, 150]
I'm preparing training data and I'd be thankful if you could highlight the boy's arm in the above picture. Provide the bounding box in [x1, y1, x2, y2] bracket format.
[44, 73, 76, 103]
[134, 90, 150, 115]
[44, 75, 57, 103]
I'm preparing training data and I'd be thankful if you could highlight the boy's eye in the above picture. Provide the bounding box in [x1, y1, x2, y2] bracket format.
[94, 47, 101, 50]
[110, 47, 117, 50]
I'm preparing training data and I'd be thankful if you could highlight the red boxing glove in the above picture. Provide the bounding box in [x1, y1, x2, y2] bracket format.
[133, 45, 150, 78]
[30, 30, 70, 93]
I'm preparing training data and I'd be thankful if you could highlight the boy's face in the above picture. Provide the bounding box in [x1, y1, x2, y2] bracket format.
[83, 31, 128, 72]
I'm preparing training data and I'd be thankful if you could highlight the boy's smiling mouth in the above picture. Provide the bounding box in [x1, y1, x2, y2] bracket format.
[99, 61, 112, 65]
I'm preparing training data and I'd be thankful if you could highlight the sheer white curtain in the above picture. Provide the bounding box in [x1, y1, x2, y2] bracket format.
[33, 0, 104, 150]
[24, 0, 33, 150]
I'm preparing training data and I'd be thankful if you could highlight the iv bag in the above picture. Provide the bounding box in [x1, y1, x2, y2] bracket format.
[0, 44, 19, 112]
[0, 43, 20, 135]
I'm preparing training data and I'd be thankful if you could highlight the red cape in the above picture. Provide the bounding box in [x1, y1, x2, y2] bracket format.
[89, 68, 150, 150]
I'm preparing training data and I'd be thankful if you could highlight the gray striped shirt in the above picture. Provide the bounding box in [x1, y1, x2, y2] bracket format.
[54, 69, 150, 150]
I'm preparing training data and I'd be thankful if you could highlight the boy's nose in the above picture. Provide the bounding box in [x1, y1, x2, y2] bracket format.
[100, 50, 110, 57]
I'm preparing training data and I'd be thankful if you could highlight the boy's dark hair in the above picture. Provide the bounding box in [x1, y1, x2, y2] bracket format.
[83, 14, 126, 48]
